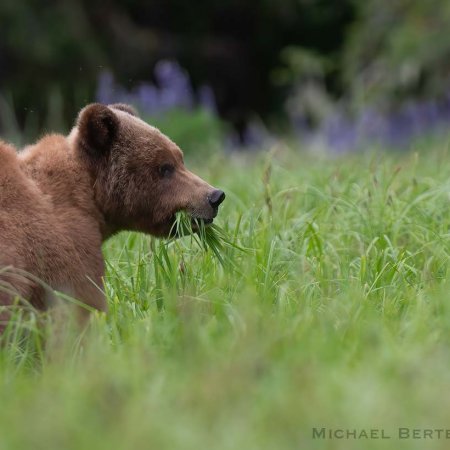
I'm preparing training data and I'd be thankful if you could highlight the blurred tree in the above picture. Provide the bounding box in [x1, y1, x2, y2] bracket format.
[0, 0, 354, 138]
[343, 0, 450, 108]
[0, 0, 105, 130]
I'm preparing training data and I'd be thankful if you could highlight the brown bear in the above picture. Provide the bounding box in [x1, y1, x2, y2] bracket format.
[0, 103, 225, 332]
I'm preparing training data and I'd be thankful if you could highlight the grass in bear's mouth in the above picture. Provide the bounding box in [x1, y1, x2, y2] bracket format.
[170, 211, 245, 267]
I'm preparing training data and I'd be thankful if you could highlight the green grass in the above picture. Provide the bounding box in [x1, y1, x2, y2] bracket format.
[2, 143, 450, 449]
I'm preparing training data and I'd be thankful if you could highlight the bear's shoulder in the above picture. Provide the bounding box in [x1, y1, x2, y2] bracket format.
[0, 140, 38, 210]
[0, 140, 19, 169]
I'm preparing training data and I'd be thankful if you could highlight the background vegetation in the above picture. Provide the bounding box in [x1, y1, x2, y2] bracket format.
[2, 0, 450, 149]
[3, 144, 450, 449]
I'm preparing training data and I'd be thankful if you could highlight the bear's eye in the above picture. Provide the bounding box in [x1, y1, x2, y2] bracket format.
[159, 163, 175, 178]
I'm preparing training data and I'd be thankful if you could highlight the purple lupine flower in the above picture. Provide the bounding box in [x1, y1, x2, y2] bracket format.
[241, 120, 272, 149]
[385, 111, 410, 147]
[322, 113, 358, 152]
[154, 60, 194, 110]
[96, 71, 115, 105]
[135, 84, 160, 115]
[96, 60, 203, 116]
[291, 89, 450, 153]
[198, 85, 218, 114]
[357, 108, 386, 144]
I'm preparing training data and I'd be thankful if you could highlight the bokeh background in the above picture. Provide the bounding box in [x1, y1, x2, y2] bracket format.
[2, 0, 450, 153]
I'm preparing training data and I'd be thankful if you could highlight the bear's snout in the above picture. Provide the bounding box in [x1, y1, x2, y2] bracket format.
[208, 189, 226, 209]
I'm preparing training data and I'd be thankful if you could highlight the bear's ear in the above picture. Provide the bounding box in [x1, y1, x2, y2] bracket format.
[109, 103, 139, 117]
[77, 103, 119, 156]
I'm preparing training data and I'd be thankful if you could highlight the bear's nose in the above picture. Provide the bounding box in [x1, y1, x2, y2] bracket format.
[208, 189, 226, 208]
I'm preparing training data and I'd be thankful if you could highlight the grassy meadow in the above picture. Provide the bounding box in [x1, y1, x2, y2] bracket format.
[2, 142, 450, 449]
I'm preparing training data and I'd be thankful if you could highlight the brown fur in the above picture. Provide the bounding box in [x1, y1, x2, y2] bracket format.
[0, 104, 225, 331]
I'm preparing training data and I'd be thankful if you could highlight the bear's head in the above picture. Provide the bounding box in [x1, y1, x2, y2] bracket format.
[72, 103, 225, 238]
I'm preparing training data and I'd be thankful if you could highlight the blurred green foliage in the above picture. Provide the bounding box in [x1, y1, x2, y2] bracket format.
[1, 0, 450, 137]
[148, 109, 226, 160]
[275, 0, 450, 119]
[343, 0, 450, 106]
[0, 0, 353, 136]
[0, 0, 102, 127]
